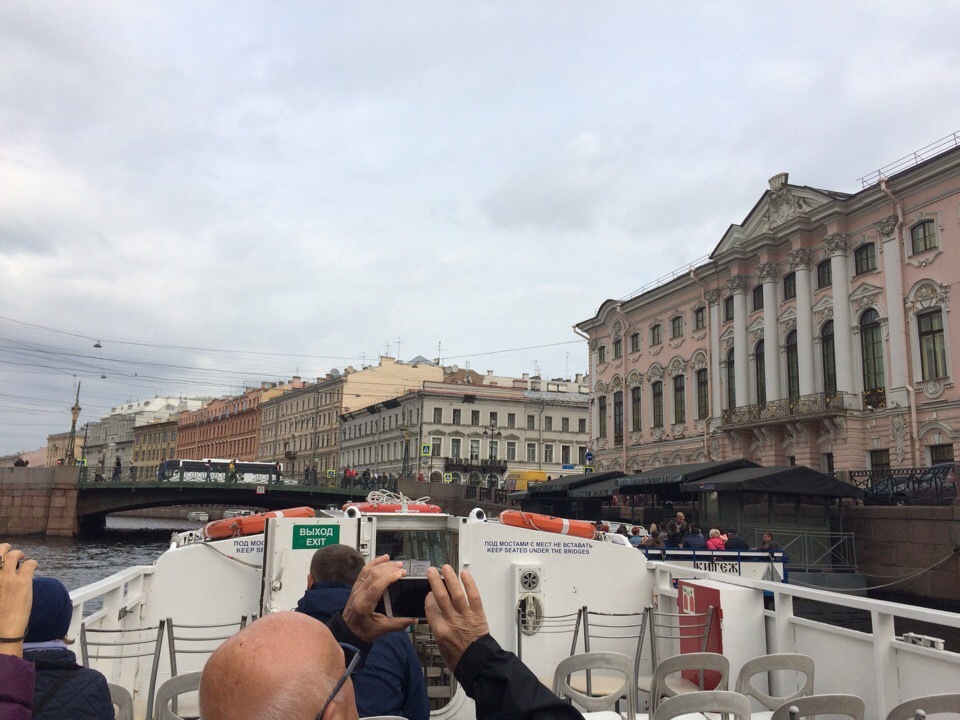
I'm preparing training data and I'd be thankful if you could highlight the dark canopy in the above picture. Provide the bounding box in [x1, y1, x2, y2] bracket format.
[565, 460, 760, 499]
[526, 470, 624, 496]
[680, 465, 863, 498]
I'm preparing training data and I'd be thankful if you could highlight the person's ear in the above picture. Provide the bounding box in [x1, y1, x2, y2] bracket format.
[307, 573, 314, 589]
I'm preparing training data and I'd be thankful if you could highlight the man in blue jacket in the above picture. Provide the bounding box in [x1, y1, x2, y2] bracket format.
[296, 545, 429, 720]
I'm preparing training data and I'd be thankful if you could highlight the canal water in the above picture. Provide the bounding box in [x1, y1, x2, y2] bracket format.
[11, 516, 960, 651]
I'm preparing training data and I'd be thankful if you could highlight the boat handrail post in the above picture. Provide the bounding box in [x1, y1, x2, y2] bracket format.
[872, 609, 900, 719]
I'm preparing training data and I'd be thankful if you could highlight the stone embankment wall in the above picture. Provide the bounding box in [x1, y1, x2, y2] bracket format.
[843, 502, 960, 603]
[0, 467, 79, 537]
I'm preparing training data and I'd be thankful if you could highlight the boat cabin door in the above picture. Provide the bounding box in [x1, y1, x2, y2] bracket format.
[259, 515, 364, 615]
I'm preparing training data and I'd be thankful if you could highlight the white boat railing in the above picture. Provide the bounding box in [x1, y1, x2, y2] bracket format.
[68, 565, 157, 635]
[648, 558, 960, 719]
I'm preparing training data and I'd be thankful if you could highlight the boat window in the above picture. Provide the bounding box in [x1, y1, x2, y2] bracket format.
[375, 529, 451, 567]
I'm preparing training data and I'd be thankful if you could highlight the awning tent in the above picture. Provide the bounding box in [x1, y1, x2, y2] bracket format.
[680, 465, 863, 498]
[566, 459, 762, 500]
[525, 470, 625, 496]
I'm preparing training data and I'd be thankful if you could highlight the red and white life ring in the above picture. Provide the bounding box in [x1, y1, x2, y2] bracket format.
[498, 510, 597, 539]
[202, 506, 315, 540]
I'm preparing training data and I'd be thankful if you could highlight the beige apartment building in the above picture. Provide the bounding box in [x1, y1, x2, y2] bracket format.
[258, 356, 445, 476]
[133, 418, 179, 467]
[45, 431, 84, 467]
[339, 374, 591, 484]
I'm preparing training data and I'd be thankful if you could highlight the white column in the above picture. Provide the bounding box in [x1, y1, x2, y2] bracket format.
[731, 276, 751, 407]
[826, 234, 856, 399]
[759, 263, 782, 401]
[708, 292, 722, 416]
[878, 217, 908, 402]
[790, 249, 816, 396]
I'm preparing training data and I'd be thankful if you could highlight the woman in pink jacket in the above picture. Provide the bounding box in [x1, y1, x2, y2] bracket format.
[706, 528, 726, 550]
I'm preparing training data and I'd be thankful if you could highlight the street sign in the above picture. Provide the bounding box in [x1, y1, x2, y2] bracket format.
[585, 452, 594, 462]
[583, 465, 595, 474]
[326, 470, 336, 478]
[443, 473, 453, 483]
[255, 485, 266, 494]
[421, 444, 431, 456]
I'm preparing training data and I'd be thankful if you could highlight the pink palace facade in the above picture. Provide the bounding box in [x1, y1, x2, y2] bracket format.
[576, 138, 960, 476]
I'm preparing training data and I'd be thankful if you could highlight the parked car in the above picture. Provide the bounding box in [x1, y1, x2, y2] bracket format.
[863, 463, 958, 506]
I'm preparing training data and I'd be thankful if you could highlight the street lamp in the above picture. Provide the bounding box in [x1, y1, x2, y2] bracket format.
[482, 420, 502, 488]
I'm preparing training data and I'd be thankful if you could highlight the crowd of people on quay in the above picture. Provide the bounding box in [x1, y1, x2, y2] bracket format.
[595, 511, 783, 553]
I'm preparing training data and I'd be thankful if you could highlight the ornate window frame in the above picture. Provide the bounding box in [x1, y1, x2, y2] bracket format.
[905, 280, 952, 399]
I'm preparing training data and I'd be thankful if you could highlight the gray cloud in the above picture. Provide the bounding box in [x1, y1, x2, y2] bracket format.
[3, 1, 960, 452]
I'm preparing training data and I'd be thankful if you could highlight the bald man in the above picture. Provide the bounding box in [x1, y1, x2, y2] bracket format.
[200, 555, 411, 720]
[200, 612, 355, 720]
[201, 556, 582, 720]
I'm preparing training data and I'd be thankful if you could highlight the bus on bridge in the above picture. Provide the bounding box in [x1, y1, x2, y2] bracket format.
[158, 458, 281, 483]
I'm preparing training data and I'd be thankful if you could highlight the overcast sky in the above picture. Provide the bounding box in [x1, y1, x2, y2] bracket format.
[3, 1, 960, 455]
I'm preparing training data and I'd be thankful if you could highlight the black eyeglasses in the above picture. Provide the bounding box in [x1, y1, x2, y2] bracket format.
[315, 642, 361, 720]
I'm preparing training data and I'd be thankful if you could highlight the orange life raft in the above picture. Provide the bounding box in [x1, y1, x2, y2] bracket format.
[498, 510, 597, 539]
[342, 501, 442, 514]
[202, 506, 315, 540]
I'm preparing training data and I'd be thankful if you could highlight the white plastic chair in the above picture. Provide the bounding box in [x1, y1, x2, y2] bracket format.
[154, 672, 202, 720]
[885, 694, 960, 720]
[653, 690, 752, 720]
[649, 651, 729, 712]
[637, 604, 716, 696]
[107, 683, 134, 720]
[553, 651, 637, 717]
[735, 653, 815, 712]
[771, 693, 866, 720]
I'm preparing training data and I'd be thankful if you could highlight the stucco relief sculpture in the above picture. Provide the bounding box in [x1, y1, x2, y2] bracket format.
[757, 262, 780, 283]
[787, 248, 812, 270]
[764, 179, 808, 228]
[874, 215, 897, 238]
[729, 275, 751, 294]
[705, 290, 721, 305]
[825, 233, 849, 256]
[814, 306, 833, 324]
[905, 282, 949, 312]
[710, 436, 722, 460]
[921, 379, 946, 400]
[891, 414, 907, 463]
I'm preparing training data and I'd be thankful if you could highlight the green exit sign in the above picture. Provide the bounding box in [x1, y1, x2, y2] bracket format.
[292, 524, 340, 549]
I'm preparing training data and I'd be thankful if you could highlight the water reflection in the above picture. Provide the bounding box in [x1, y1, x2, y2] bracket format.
[13, 516, 206, 591]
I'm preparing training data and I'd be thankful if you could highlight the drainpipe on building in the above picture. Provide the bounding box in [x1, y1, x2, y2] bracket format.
[538, 400, 545, 471]
[614, 303, 630, 473]
[880, 177, 922, 465]
[572, 324, 594, 462]
[689, 268, 712, 460]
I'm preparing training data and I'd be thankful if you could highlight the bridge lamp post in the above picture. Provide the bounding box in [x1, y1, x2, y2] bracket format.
[482, 421, 502, 488]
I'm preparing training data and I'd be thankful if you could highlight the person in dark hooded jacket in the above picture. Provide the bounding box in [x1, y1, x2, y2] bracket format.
[296, 545, 429, 720]
[23, 577, 113, 720]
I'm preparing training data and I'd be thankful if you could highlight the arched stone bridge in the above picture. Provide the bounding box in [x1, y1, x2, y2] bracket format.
[0, 467, 508, 537]
[76, 480, 371, 533]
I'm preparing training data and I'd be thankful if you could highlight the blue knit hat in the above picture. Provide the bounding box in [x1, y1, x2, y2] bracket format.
[26, 577, 72, 643]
